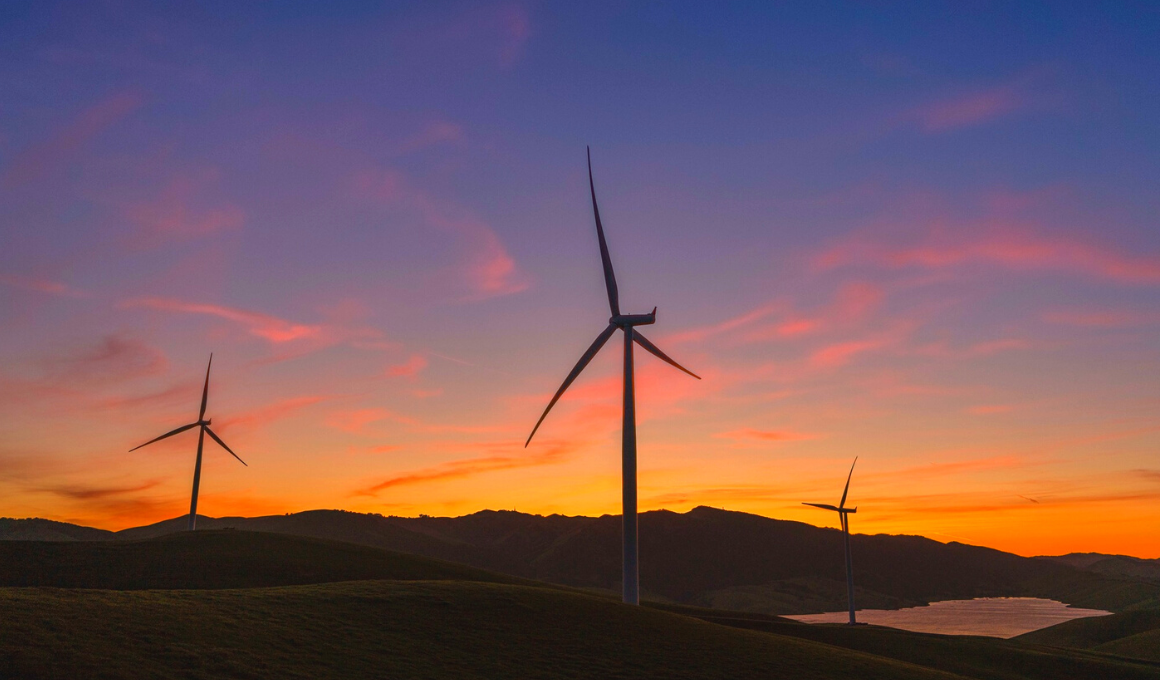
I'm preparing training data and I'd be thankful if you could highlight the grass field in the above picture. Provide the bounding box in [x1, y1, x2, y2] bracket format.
[693, 611, 1160, 680]
[1015, 610, 1160, 662]
[0, 580, 968, 680]
[2, 530, 1158, 679]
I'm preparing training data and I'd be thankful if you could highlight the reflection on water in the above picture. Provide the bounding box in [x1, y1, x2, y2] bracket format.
[784, 597, 1111, 638]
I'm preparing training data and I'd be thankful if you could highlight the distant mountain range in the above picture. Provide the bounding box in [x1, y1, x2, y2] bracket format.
[3, 507, 1158, 615]
[1040, 552, 1160, 581]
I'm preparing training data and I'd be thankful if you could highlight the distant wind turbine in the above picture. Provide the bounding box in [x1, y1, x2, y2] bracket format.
[129, 354, 246, 530]
[803, 457, 859, 625]
[525, 147, 700, 605]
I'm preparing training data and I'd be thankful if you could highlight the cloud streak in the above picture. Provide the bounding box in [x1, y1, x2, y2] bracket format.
[816, 228, 1160, 285]
[122, 297, 322, 343]
[355, 444, 571, 496]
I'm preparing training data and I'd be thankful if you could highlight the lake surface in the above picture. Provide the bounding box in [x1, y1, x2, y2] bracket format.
[784, 597, 1111, 638]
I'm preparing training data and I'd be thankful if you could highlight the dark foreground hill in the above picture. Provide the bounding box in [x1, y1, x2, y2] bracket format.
[1, 532, 1158, 679]
[1015, 609, 1160, 662]
[6, 506, 1159, 614]
[0, 580, 978, 680]
[0, 530, 522, 590]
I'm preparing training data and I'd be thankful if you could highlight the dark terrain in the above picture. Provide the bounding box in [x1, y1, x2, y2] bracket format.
[6, 507, 1157, 614]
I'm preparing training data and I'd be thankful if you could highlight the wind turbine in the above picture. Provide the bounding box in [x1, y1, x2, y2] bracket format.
[129, 354, 246, 530]
[803, 457, 859, 625]
[525, 147, 700, 605]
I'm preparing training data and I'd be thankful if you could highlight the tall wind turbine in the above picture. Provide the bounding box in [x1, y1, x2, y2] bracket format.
[804, 457, 859, 625]
[525, 147, 700, 605]
[129, 354, 246, 531]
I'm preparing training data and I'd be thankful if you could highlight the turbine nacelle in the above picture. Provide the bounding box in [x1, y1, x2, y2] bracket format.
[611, 307, 657, 327]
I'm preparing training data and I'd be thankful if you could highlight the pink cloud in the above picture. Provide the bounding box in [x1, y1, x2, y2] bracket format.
[809, 339, 885, 368]
[914, 338, 1030, 359]
[353, 167, 530, 300]
[121, 297, 321, 343]
[968, 404, 1016, 415]
[816, 228, 1160, 285]
[0, 274, 88, 298]
[744, 282, 884, 343]
[44, 334, 168, 385]
[713, 428, 815, 443]
[911, 84, 1026, 133]
[355, 443, 572, 496]
[400, 120, 465, 153]
[666, 302, 784, 345]
[125, 170, 244, 242]
[1042, 309, 1155, 327]
[326, 408, 393, 435]
[387, 354, 428, 379]
[215, 395, 328, 433]
[2, 91, 143, 186]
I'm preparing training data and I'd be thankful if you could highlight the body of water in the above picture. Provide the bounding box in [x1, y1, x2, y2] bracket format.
[784, 597, 1111, 638]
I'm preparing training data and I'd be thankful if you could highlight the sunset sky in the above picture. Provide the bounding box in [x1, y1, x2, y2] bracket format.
[2, 2, 1158, 558]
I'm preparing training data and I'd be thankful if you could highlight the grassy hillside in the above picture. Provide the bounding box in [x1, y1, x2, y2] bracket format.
[8, 507, 1159, 614]
[0, 580, 968, 680]
[695, 612, 1160, 680]
[0, 531, 1156, 679]
[1015, 610, 1160, 662]
[0, 530, 522, 590]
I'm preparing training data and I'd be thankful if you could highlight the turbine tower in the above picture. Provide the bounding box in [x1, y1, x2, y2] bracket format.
[129, 354, 246, 530]
[526, 147, 700, 605]
[804, 457, 859, 625]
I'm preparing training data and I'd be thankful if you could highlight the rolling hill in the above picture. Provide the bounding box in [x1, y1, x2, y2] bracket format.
[1015, 609, 1160, 662]
[5, 506, 1159, 614]
[1041, 553, 1160, 581]
[2, 531, 1159, 680]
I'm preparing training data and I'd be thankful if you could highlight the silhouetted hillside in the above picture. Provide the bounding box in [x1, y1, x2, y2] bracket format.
[1041, 553, 1160, 581]
[0, 530, 521, 590]
[0, 518, 113, 542]
[6, 507, 1158, 614]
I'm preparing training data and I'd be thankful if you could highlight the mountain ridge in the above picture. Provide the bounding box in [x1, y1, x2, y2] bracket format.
[5, 506, 1158, 615]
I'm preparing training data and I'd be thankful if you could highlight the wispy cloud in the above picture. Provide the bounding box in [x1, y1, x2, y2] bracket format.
[353, 167, 530, 300]
[968, 404, 1016, 415]
[816, 227, 1160, 285]
[2, 91, 143, 186]
[400, 120, 465, 153]
[125, 169, 244, 243]
[1042, 308, 1157, 328]
[713, 428, 816, 443]
[386, 354, 428, 379]
[38, 479, 160, 501]
[355, 443, 571, 496]
[910, 83, 1028, 133]
[43, 334, 168, 385]
[0, 274, 89, 298]
[215, 395, 329, 433]
[121, 297, 322, 343]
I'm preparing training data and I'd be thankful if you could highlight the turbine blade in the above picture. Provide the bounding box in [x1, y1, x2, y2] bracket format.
[840, 456, 858, 509]
[129, 422, 198, 452]
[803, 502, 840, 512]
[205, 426, 247, 466]
[199, 353, 213, 420]
[588, 147, 620, 317]
[632, 330, 700, 379]
[526, 323, 618, 447]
